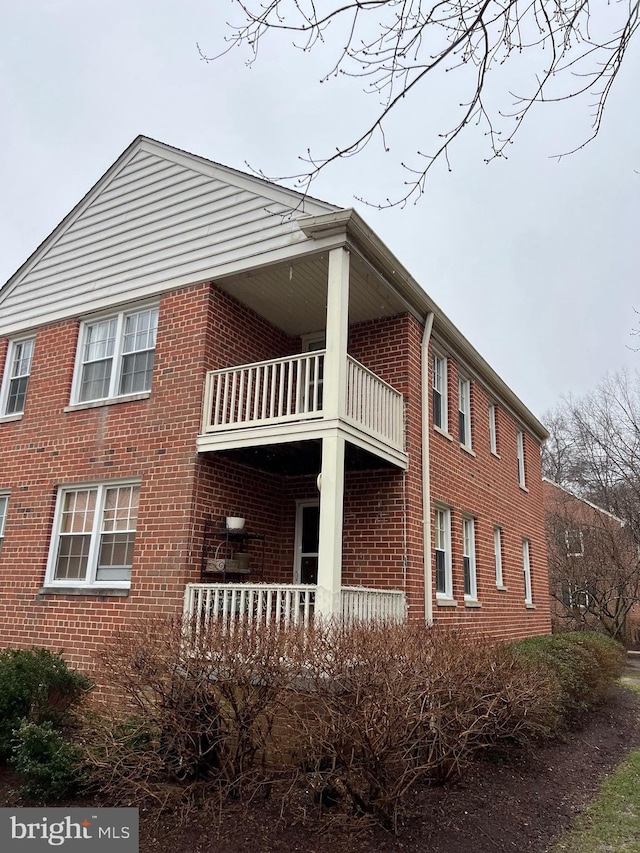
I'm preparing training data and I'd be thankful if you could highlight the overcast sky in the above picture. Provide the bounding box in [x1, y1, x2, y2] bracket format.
[1, 0, 638, 422]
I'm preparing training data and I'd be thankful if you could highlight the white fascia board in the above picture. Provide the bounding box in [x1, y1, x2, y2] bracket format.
[542, 477, 625, 525]
[299, 208, 549, 444]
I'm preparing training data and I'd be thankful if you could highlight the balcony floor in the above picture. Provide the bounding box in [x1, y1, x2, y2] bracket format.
[212, 438, 400, 475]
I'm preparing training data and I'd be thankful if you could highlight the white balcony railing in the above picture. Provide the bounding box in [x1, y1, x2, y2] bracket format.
[183, 583, 407, 632]
[201, 351, 403, 451]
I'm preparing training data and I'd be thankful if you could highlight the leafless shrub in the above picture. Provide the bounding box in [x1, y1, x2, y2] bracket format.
[281, 622, 556, 830]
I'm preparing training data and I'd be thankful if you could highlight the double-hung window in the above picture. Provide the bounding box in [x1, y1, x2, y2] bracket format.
[1, 337, 35, 416]
[458, 376, 471, 447]
[522, 538, 533, 605]
[434, 505, 452, 598]
[489, 403, 498, 455]
[433, 353, 448, 431]
[0, 493, 8, 552]
[74, 305, 158, 404]
[462, 516, 477, 600]
[46, 482, 140, 587]
[493, 526, 504, 587]
[565, 529, 584, 557]
[517, 430, 526, 487]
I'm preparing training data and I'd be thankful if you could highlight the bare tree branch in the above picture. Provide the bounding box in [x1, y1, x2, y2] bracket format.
[199, 1, 639, 206]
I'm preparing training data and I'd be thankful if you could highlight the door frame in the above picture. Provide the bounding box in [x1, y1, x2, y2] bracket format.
[294, 498, 320, 584]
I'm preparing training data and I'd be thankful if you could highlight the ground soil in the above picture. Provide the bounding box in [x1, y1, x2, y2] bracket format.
[2, 686, 638, 853]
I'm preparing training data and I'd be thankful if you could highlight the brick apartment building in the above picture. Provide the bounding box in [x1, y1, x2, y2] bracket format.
[0, 137, 551, 668]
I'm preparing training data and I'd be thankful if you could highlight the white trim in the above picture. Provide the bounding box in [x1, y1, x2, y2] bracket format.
[517, 430, 526, 488]
[542, 478, 625, 525]
[458, 376, 472, 449]
[462, 515, 477, 601]
[489, 402, 498, 455]
[44, 479, 141, 590]
[522, 538, 533, 605]
[493, 526, 504, 587]
[0, 491, 9, 543]
[294, 499, 320, 584]
[434, 504, 453, 600]
[432, 350, 448, 433]
[0, 335, 36, 416]
[70, 301, 158, 405]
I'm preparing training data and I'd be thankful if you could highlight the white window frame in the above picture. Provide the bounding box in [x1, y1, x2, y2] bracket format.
[462, 515, 477, 600]
[0, 336, 35, 416]
[493, 526, 504, 587]
[433, 352, 448, 432]
[434, 505, 453, 599]
[489, 403, 498, 455]
[45, 480, 141, 589]
[522, 538, 533, 605]
[565, 529, 585, 557]
[458, 376, 471, 448]
[0, 492, 8, 550]
[517, 430, 526, 488]
[71, 303, 159, 405]
[294, 499, 320, 584]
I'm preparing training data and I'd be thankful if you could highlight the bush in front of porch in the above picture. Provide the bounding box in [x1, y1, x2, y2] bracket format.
[82, 620, 623, 830]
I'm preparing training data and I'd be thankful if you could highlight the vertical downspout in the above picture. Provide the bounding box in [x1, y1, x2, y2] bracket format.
[422, 313, 435, 625]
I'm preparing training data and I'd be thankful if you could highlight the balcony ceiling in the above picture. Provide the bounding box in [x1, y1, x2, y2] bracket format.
[213, 252, 409, 337]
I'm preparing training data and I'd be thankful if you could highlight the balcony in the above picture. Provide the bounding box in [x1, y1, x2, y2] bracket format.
[197, 351, 405, 466]
[183, 582, 407, 633]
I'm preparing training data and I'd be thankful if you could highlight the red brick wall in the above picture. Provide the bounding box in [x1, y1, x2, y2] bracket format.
[0, 282, 550, 673]
[427, 338, 551, 639]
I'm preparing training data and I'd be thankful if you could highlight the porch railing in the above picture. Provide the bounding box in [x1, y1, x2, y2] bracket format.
[183, 583, 407, 632]
[201, 351, 403, 450]
[341, 586, 406, 623]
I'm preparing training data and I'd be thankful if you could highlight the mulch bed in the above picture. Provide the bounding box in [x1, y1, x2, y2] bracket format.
[2, 686, 638, 853]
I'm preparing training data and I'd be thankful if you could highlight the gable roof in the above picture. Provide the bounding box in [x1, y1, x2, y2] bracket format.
[0, 136, 336, 336]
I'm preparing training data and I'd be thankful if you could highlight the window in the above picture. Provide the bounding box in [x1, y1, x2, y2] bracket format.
[434, 506, 452, 598]
[46, 482, 140, 587]
[1, 337, 35, 415]
[0, 493, 8, 551]
[565, 529, 584, 557]
[489, 403, 498, 455]
[433, 353, 448, 431]
[493, 526, 503, 587]
[562, 583, 589, 610]
[517, 430, 526, 487]
[462, 516, 477, 599]
[458, 377, 471, 447]
[73, 305, 158, 404]
[295, 500, 319, 584]
[522, 538, 533, 605]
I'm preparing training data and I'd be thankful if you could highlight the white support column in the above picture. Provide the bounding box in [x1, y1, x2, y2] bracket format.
[315, 430, 346, 617]
[316, 247, 350, 618]
[322, 247, 350, 420]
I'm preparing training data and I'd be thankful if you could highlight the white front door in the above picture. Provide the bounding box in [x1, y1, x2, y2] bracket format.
[294, 500, 319, 584]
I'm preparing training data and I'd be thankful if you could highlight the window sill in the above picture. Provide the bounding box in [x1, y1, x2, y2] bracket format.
[491, 451, 501, 459]
[436, 596, 458, 607]
[525, 602, 536, 610]
[64, 392, 150, 413]
[36, 586, 130, 599]
[434, 425, 453, 442]
[519, 484, 529, 493]
[460, 443, 476, 457]
[464, 599, 482, 609]
[496, 585, 508, 592]
[0, 413, 23, 424]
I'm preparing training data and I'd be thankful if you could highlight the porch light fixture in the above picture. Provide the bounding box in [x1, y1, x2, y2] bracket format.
[226, 516, 246, 532]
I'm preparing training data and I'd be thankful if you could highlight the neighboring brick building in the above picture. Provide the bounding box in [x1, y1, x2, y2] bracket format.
[543, 478, 638, 642]
[0, 137, 551, 668]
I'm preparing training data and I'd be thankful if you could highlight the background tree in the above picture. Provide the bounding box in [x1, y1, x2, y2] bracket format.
[206, 1, 639, 205]
[543, 370, 640, 642]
